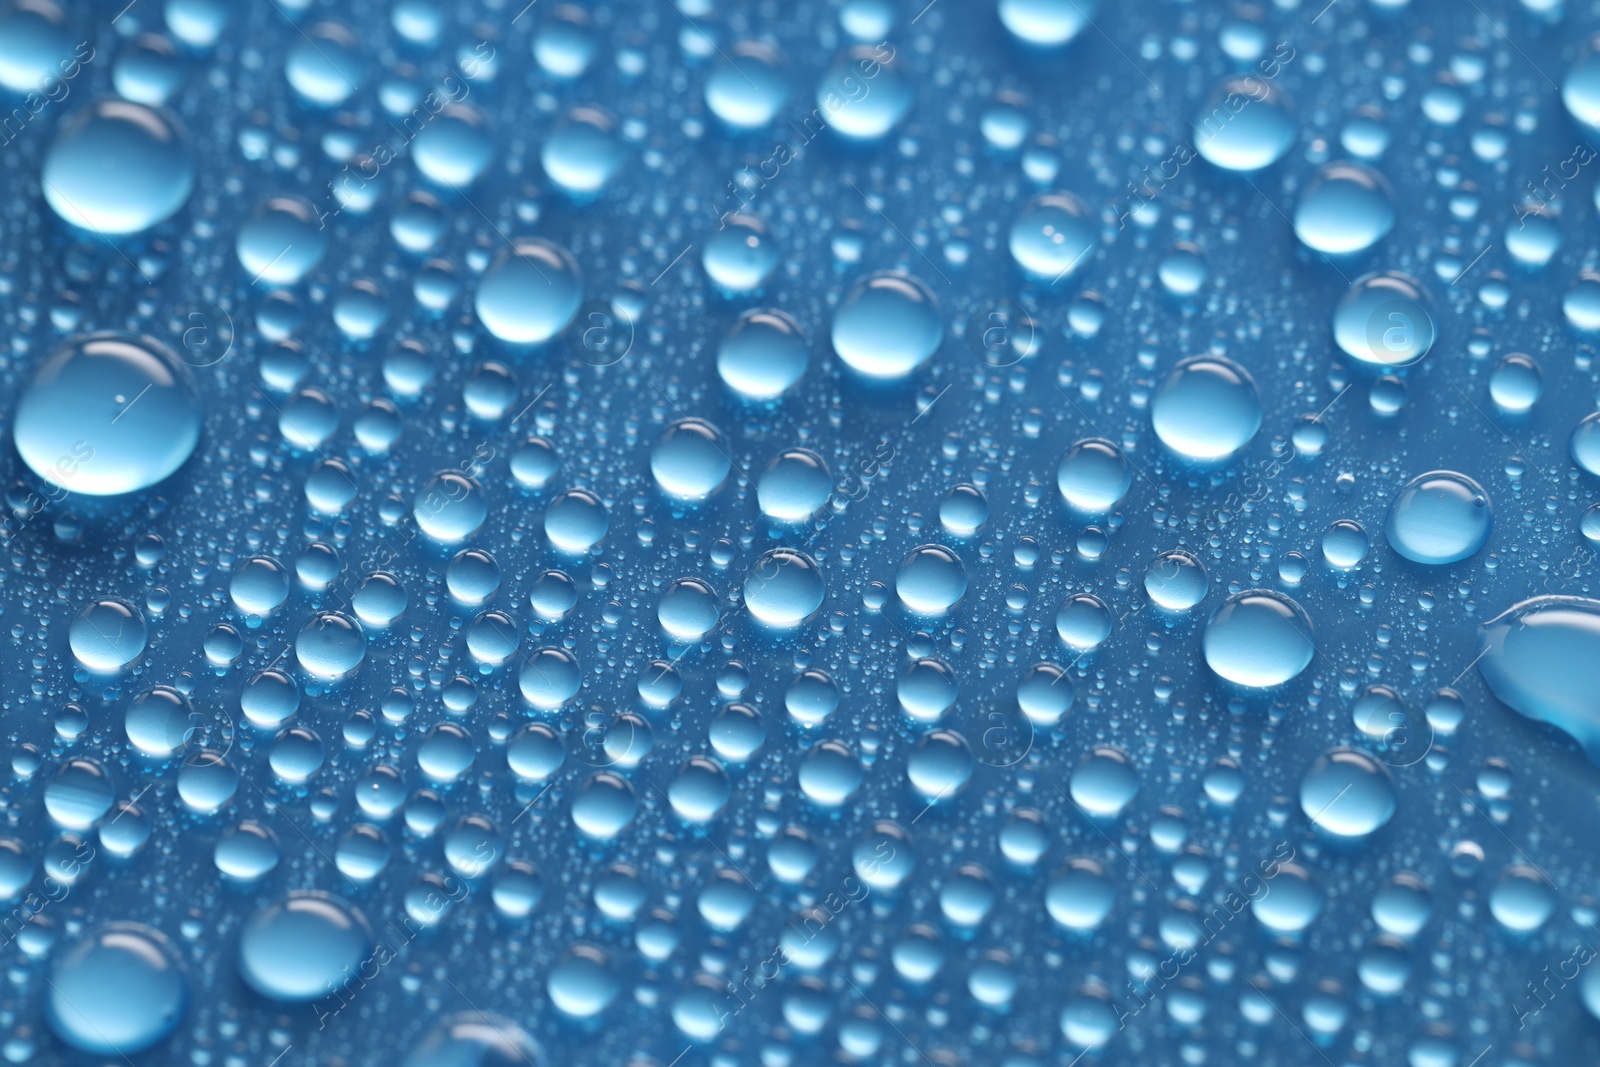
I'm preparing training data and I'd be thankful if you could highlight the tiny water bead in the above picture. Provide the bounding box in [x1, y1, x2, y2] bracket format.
[237, 892, 373, 1002]
[1384, 471, 1492, 565]
[1300, 748, 1396, 837]
[1294, 161, 1396, 254]
[831, 271, 943, 379]
[47, 924, 188, 1054]
[1009, 191, 1096, 278]
[718, 308, 809, 399]
[15, 333, 203, 496]
[1150, 355, 1262, 461]
[69, 597, 147, 672]
[474, 238, 584, 344]
[1192, 76, 1297, 171]
[1056, 438, 1133, 512]
[1203, 590, 1316, 687]
[42, 100, 195, 234]
[652, 418, 732, 500]
[744, 548, 826, 628]
[1332, 271, 1436, 367]
[893, 544, 967, 615]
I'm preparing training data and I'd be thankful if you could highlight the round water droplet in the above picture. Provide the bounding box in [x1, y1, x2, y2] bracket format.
[518, 647, 582, 710]
[70, 597, 147, 672]
[1384, 471, 1492, 565]
[1489, 866, 1556, 932]
[703, 214, 779, 292]
[412, 103, 494, 186]
[1143, 549, 1207, 611]
[284, 22, 363, 106]
[1193, 76, 1296, 171]
[295, 611, 367, 679]
[1564, 36, 1600, 128]
[1321, 519, 1371, 569]
[706, 41, 789, 128]
[475, 238, 584, 345]
[413, 470, 488, 543]
[745, 548, 825, 628]
[652, 418, 731, 500]
[998, 0, 1098, 46]
[894, 544, 966, 615]
[1332, 271, 1436, 367]
[405, 1014, 544, 1067]
[758, 448, 831, 522]
[815, 45, 911, 139]
[47, 923, 188, 1054]
[43, 100, 194, 234]
[1056, 438, 1132, 512]
[1151, 355, 1262, 461]
[545, 487, 608, 553]
[1489, 352, 1542, 412]
[237, 197, 327, 286]
[658, 578, 722, 642]
[1203, 590, 1316, 687]
[832, 271, 943, 379]
[718, 308, 809, 399]
[1294, 161, 1395, 254]
[237, 892, 373, 1002]
[1009, 191, 1096, 278]
[15, 333, 201, 496]
[1070, 745, 1139, 816]
[1301, 747, 1396, 837]
[541, 106, 622, 193]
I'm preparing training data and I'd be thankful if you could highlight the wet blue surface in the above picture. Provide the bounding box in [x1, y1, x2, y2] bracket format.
[3, 0, 1600, 1064]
